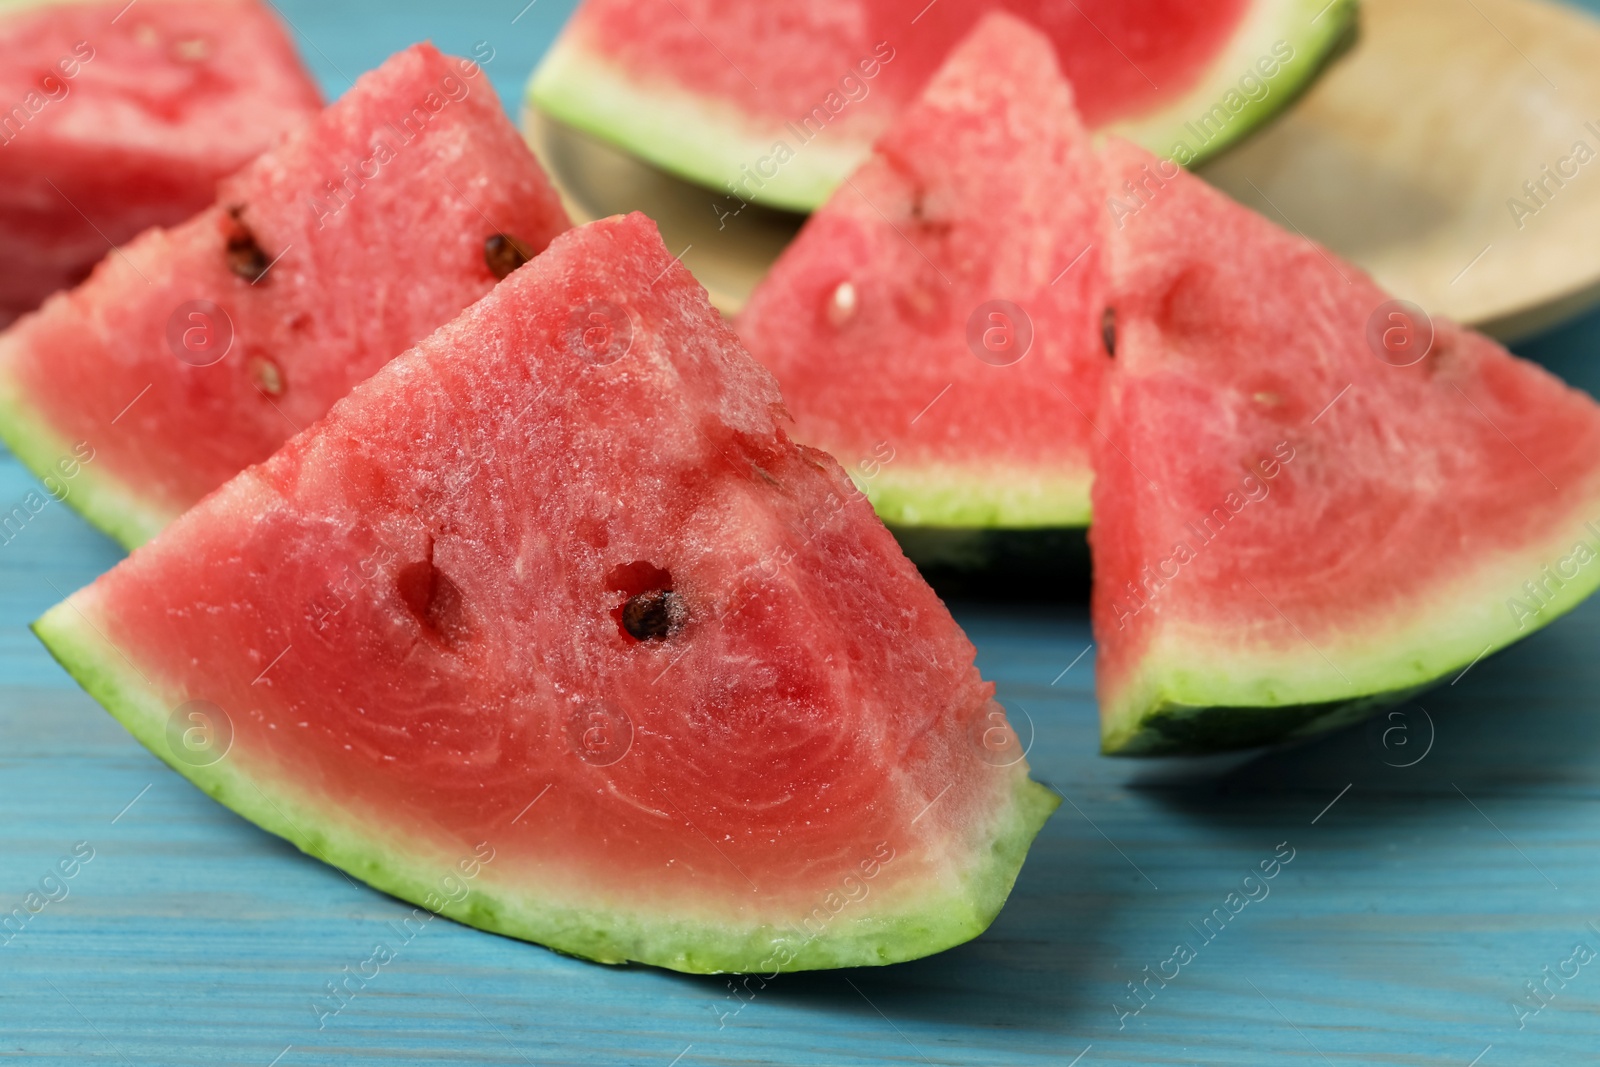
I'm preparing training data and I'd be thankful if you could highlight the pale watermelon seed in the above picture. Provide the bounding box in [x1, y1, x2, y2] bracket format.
[173, 38, 210, 63]
[250, 356, 286, 397]
[827, 281, 857, 326]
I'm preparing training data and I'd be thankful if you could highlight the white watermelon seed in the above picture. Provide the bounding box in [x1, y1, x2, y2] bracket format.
[250, 356, 285, 397]
[827, 281, 857, 326]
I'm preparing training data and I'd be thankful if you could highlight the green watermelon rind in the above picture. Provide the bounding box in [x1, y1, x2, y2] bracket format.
[861, 466, 1093, 529]
[525, 0, 1359, 212]
[527, 40, 854, 213]
[1100, 505, 1600, 755]
[0, 359, 172, 549]
[1105, 0, 1358, 169]
[33, 594, 1059, 972]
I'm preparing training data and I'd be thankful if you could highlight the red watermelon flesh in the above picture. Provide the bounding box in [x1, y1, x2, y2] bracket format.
[0, 0, 323, 325]
[529, 0, 1356, 209]
[569, 0, 1242, 130]
[1093, 139, 1600, 755]
[33, 212, 1057, 973]
[0, 43, 571, 549]
[736, 13, 1106, 529]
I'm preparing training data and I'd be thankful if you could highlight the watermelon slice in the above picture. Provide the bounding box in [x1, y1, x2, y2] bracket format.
[33, 212, 1057, 972]
[0, 0, 323, 324]
[528, 0, 1356, 211]
[0, 43, 570, 549]
[736, 13, 1106, 530]
[1093, 139, 1600, 755]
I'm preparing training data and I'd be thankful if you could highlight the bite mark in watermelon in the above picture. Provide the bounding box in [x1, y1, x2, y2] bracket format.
[736, 13, 1105, 530]
[33, 212, 1057, 972]
[528, 0, 1356, 210]
[0, 43, 571, 549]
[0, 0, 323, 324]
[1093, 139, 1600, 756]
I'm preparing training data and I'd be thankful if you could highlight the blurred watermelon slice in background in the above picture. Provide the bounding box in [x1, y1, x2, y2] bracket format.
[0, 0, 325, 324]
[528, 0, 1357, 210]
[0, 42, 571, 548]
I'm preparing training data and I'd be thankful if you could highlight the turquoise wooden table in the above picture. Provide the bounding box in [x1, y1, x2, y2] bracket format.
[7, 2, 1600, 1064]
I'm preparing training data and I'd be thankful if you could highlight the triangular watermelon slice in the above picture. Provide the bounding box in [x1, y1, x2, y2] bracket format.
[33, 212, 1057, 972]
[528, 0, 1355, 210]
[736, 13, 1106, 530]
[1093, 139, 1600, 755]
[0, 43, 570, 549]
[0, 0, 323, 324]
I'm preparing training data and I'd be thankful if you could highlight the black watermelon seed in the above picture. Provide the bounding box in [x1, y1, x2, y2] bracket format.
[621, 590, 686, 641]
[485, 234, 532, 280]
[225, 207, 272, 282]
[1101, 306, 1117, 358]
[397, 557, 468, 643]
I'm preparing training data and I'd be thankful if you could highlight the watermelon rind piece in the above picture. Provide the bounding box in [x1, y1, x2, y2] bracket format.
[526, 0, 1359, 211]
[528, 37, 854, 213]
[0, 362, 170, 547]
[1101, 519, 1600, 756]
[1104, 0, 1358, 170]
[33, 596, 1058, 970]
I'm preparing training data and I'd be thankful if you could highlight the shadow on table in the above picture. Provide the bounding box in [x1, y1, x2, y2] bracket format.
[901, 526, 1093, 605]
[664, 757, 1116, 1034]
[1129, 593, 1600, 834]
[671, 847, 1115, 1035]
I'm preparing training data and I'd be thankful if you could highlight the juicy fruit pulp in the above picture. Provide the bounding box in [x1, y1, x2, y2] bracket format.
[0, 43, 570, 548]
[0, 0, 322, 324]
[35, 213, 1057, 973]
[1093, 140, 1600, 755]
[737, 14, 1106, 530]
[528, 0, 1356, 209]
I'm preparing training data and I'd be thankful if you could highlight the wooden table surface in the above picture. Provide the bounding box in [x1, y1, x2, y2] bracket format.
[5, 2, 1600, 1064]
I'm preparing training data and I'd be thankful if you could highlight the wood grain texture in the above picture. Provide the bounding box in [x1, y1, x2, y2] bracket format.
[1202, 0, 1600, 342]
[3, 2, 1600, 1065]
